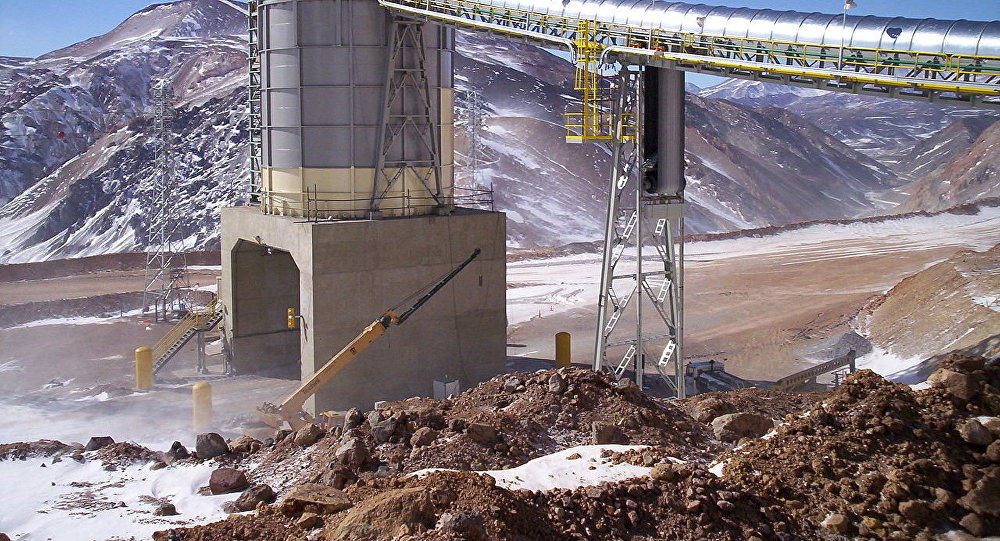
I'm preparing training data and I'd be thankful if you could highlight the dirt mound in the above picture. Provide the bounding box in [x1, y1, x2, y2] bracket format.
[248, 368, 714, 492]
[722, 357, 1000, 538]
[678, 387, 828, 424]
[158, 466, 802, 541]
[534, 463, 801, 540]
[153, 508, 309, 541]
[0, 439, 74, 461]
[92, 441, 160, 469]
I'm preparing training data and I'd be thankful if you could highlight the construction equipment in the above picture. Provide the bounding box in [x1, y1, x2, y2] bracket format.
[257, 248, 481, 430]
[773, 350, 857, 392]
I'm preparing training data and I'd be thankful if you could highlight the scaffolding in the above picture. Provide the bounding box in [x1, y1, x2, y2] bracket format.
[566, 20, 614, 142]
[141, 79, 189, 322]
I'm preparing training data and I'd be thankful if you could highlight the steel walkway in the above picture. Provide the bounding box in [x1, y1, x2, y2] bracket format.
[381, 0, 1000, 121]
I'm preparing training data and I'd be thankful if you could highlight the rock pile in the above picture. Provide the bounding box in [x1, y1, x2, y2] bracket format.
[247, 368, 713, 492]
[723, 355, 1000, 538]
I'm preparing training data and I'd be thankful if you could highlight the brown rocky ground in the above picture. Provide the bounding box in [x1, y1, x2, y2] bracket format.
[246, 368, 718, 494]
[6, 359, 998, 540]
[856, 242, 1000, 364]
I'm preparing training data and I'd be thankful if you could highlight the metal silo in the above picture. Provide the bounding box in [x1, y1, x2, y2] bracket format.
[258, 0, 455, 218]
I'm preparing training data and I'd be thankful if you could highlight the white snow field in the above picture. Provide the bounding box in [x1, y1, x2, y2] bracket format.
[0, 455, 234, 541]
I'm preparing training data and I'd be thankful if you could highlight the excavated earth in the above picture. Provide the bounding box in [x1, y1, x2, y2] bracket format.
[4, 361, 1000, 541]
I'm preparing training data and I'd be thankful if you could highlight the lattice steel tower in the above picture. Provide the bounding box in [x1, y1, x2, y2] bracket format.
[462, 89, 485, 187]
[142, 79, 188, 321]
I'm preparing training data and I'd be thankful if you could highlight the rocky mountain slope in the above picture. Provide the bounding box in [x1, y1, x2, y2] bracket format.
[0, 0, 995, 262]
[855, 242, 1000, 374]
[698, 78, 1000, 175]
[897, 120, 1000, 213]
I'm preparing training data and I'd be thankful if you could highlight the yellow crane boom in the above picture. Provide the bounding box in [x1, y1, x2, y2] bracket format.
[258, 248, 481, 430]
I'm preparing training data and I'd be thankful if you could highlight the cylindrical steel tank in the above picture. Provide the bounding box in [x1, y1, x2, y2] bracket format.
[258, 0, 455, 218]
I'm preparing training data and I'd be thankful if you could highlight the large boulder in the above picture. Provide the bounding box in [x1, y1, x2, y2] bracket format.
[687, 398, 736, 423]
[343, 408, 364, 430]
[335, 438, 370, 468]
[195, 433, 229, 460]
[958, 469, 1000, 517]
[233, 484, 276, 512]
[293, 424, 324, 447]
[548, 373, 568, 394]
[84, 436, 115, 452]
[371, 419, 398, 444]
[229, 436, 263, 455]
[959, 419, 995, 447]
[711, 413, 774, 442]
[279, 483, 353, 515]
[591, 422, 627, 445]
[466, 423, 498, 445]
[928, 369, 981, 401]
[163, 441, 190, 464]
[209, 468, 249, 494]
[328, 487, 433, 539]
[410, 427, 439, 448]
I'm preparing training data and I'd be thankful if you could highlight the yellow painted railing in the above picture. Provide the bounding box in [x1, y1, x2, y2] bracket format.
[152, 298, 220, 362]
[382, 0, 1000, 99]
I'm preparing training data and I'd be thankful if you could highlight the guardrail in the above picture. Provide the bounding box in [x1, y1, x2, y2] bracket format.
[381, 0, 1000, 106]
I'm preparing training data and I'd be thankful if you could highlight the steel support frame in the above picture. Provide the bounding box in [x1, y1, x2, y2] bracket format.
[370, 17, 444, 216]
[247, 0, 263, 204]
[378, 0, 1000, 110]
[142, 80, 189, 322]
[460, 89, 485, 188]
[593, 67, 685, 397]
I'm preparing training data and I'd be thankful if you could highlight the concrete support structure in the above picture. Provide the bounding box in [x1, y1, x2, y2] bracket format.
[221, 207, 506, 413]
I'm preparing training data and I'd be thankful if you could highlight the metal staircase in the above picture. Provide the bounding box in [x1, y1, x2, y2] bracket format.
[152, 298, 223, 374]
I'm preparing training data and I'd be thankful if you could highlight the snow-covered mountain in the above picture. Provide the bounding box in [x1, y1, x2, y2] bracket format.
[0, 0, 249, 263]
[455, 33, 894, 239]
[696, 78, 829, 105]
[897, 119, 1000, 212]
[0, 0, 994, 263]
[698, 78, 1000, 174]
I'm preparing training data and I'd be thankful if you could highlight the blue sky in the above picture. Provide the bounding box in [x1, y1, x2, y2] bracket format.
[1, 0, 998, 58]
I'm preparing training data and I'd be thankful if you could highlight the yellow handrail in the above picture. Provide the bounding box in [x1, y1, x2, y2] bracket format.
[382, 0, 1000, 97]
[151, 298, 219, 361]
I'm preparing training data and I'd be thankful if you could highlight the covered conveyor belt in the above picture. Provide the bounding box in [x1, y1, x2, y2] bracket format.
[379, 0, 1000, 109]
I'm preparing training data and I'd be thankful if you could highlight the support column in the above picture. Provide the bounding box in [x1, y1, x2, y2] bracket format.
[594, 66, 686, 398]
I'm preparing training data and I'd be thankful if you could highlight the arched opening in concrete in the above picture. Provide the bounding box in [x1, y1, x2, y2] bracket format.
[229, 239, 301, 379]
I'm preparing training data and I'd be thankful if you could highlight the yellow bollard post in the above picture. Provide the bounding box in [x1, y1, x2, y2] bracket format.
[192, 382, 213, 432]
[555, 332, 571, 368]
[135, 347, 153, 390]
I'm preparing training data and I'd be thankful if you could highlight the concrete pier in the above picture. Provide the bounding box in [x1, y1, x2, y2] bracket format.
[220, 207, 506, 413]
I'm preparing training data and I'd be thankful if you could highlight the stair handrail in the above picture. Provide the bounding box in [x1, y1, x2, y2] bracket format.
[151, 298, 220, 360]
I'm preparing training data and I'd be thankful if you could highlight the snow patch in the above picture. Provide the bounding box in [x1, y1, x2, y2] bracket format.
[0, 458, 234, 541]
[412, 444, 654, 491]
